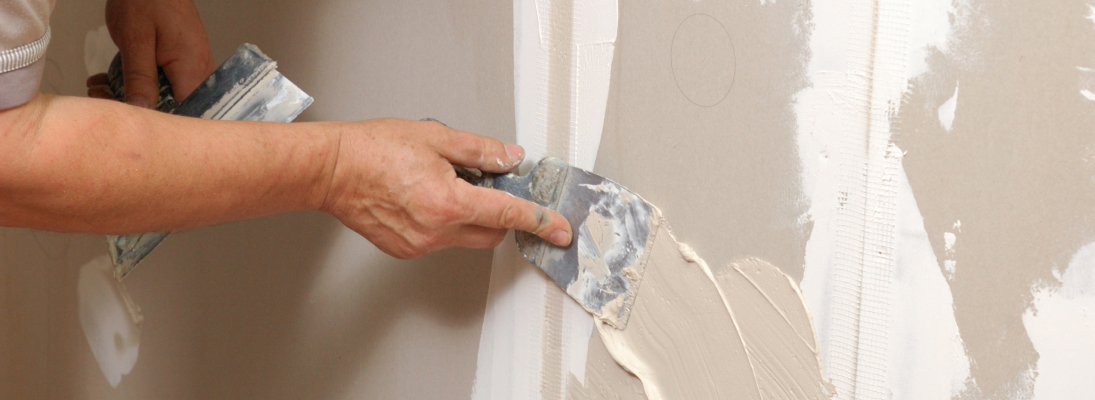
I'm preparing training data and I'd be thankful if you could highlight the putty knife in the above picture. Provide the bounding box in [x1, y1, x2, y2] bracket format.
[457, 158, 660, 329]
[105, 43, 313, 281]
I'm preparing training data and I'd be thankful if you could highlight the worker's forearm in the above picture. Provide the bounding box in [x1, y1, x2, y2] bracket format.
[0, 93, 338, 234]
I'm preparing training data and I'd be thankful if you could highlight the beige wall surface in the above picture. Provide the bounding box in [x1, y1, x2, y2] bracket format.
[598, 0, 811, 281]
[1, 0, 512, 398]
[591, 0, 1095, 398]
[569, 0, 1095, 398]
[897, 0, 1095, 396]
[6, 0, 1095, 398]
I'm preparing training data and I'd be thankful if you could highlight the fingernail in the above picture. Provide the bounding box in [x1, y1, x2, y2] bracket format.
[505, 144, 525, 164]
[126, 95, 151, 109]
[550, 230, 571, 246]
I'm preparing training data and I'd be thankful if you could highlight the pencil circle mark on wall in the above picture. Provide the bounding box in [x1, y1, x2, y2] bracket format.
[671, 14, 736, 107]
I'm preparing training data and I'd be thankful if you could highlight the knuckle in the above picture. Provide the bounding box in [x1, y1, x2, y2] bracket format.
[426, 119, 448, 131]
[497, 202, 527, 230]
[434, 188, 466, 222]
[198, 49, 214, 65]
[399, 241, 426, 259]
[125, 70, 158, 87]
[477, 136, 494, 164]
[423, 233, 443, 249]
[449, 134, 478, 160]
[389, 244, 415, 259]
[419, 120, 449, 138]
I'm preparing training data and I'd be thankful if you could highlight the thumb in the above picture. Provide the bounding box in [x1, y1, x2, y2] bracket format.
[116, 28, 160, 109]
[160, 47, 214, 101]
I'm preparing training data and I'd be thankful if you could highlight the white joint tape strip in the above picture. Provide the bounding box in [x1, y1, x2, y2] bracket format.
[473, 0, 617, 399]
[800, 0, 912, 398]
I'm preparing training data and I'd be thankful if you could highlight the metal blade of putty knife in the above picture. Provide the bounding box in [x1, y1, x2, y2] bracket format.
[106, 43, 313, 281]
[458, 158, 661, 330]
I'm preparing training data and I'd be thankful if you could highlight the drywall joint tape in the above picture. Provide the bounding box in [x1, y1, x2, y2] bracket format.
[537, 0, 576, 398]
[827, 0, 911, 398]
[472, 0, 616, 399]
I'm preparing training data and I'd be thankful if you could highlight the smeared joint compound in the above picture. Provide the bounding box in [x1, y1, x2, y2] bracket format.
[938, 81, 959, 131]
[576, 219, 831, 400]
[78, 255, 142, 388]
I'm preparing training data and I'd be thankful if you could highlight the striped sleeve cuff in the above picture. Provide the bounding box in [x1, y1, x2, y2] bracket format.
[0, 27, 50, 110]
[1, 26, 50, 74]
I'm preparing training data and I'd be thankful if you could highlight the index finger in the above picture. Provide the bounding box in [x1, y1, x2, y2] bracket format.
[420, 121, 525, 174]
[457, 184, 572, 247]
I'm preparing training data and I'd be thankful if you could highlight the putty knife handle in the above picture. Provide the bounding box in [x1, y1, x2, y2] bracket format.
[453, 165, 535, 201]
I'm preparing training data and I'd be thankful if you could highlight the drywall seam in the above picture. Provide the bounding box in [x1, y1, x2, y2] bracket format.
[539, 0, 576, 396]
[797, 0, 973, 397]
[515, 0, 617, 169]
[472, 0, 617, 399]
[821, 0, 909, 397]
[540, 0, 575, 161]
[541, 284, 567, 400]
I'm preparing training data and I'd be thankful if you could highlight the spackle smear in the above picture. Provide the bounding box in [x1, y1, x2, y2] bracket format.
[1080, 67, 1095, 101]
[591, 219, 830, 400]
[938, 81, 959, 131]
[77, 255, 142, 388]
[1024, 241, 1095, 399]
[943, 231, 958, 279]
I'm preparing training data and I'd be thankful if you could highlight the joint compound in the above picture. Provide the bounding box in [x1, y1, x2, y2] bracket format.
[571, 216, 832, 400]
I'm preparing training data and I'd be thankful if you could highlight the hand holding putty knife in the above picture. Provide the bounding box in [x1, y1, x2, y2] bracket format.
[101, 46, 655, 329]
[455, 157, 660, 330]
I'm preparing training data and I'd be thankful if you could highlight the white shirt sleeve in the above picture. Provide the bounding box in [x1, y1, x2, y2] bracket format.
[0, 0, 56, 110]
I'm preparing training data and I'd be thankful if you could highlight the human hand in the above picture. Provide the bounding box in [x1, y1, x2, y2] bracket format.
[88, 0, 214, 106]
[320, 119, 573, 259]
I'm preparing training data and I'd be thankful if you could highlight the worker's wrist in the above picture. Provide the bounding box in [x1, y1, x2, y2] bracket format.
[310, 121, 343, 213]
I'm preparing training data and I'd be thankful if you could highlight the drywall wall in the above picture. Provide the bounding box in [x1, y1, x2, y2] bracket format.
[596, 0, 812, 283]
[793, 0, 976, 396]
[476, 0, 823, 398]
[575, 0, 824, 397]
[472, 0, 617, 399]
[7, 0, 1094, 398]
[894, 0, 1095, 396]
[1, 0, 514, 398]
[488, 0, 1095, 399]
